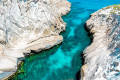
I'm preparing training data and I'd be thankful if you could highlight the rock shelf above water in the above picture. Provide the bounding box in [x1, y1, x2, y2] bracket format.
[0, 0, 71, 79]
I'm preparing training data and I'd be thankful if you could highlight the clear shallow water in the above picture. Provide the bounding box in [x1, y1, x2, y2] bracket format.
[13, 0, 120, 80]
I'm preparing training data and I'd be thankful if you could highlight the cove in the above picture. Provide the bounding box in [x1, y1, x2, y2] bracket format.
[12, 0, 120, 80]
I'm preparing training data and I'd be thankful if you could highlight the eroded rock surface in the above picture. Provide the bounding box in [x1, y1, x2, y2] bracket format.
[0, 0, 71, 79]
[81, 5, 120, 80]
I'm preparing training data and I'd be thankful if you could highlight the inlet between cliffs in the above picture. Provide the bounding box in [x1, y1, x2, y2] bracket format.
[9, 0, 120, 80]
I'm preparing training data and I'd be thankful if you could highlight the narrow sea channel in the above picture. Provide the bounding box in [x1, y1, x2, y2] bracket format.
[13, 0, 120, 80]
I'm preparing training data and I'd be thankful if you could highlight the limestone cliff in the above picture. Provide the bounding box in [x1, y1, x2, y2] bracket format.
[0, 0, 71, 79]
[81, 5, 120, 80]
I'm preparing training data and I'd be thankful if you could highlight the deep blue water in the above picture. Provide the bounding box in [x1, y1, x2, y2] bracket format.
[14, 0, 120, 80]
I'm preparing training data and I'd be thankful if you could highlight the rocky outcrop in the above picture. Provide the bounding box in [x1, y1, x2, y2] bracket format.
[81, 5, 120, 80]
[0, 0, 71, 79]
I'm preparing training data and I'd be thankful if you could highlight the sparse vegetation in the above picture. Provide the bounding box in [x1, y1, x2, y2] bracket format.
[118, 12, 120, 15]
[104, 4, 120, 14]
[113, 4, 120, 10]
[110, 11, 116, 14]
[107, 17, 112, 21]
[105, 6, 111, 9]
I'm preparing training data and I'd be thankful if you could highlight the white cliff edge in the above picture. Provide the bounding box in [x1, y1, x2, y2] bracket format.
[81, 5, 120, 80]
[0, 0, 71, 79]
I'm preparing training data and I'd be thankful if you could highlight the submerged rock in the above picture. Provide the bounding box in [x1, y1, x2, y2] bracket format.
[81, 4, 120, 80]
[0, 0, 71, 79]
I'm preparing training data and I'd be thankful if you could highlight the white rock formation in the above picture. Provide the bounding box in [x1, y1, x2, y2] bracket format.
[81, 5, 120, 80]
[0, 0, 71, 79]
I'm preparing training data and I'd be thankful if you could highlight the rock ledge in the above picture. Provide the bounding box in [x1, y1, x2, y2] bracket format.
[0, 0, 71, 79]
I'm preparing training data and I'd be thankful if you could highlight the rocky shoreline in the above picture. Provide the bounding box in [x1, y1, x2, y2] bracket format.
[4, 43, 62, 80]
[81, 5, 120, 80]
[0, 0, 71, 79]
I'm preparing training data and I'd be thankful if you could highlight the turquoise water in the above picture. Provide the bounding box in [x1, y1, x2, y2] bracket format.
[13, 0, 120, 80]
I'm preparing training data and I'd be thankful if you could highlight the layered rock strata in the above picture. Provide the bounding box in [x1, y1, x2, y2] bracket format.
[0, 0, 71, 79]
[81, 5, 120, 80]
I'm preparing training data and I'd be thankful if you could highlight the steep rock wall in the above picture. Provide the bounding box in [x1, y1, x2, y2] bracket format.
[81, 5, 120, 80]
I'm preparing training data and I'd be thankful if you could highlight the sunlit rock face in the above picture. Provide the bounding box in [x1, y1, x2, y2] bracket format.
[0, 0, 71, 79]
[81, 5, 120, 80]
